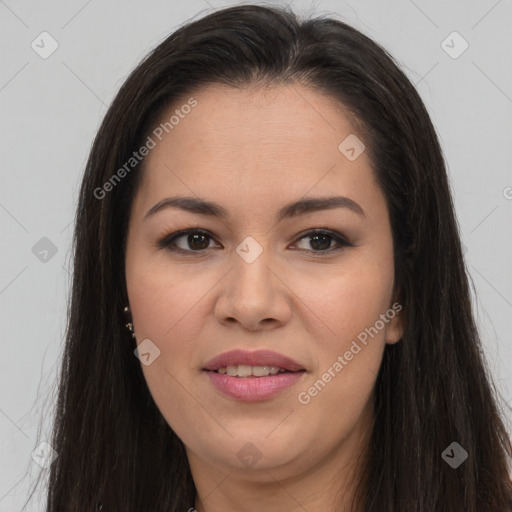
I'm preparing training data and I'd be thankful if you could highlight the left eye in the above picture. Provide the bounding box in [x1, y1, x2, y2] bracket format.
[293, 229, 352, 253]
[157, 228, 352, 254]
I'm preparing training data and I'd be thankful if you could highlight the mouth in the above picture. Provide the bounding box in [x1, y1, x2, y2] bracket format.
[202, 348, 305, 373]
[207, 365, 305, 378]
[202, 349, 307, 401]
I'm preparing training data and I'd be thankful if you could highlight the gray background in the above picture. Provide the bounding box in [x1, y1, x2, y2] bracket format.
[1, 0, 511, 509]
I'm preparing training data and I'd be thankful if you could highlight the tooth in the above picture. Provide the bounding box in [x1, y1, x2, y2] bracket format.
[226, 365, 238, 376]
[237, 365, 252, 377]
[216, 365, 288, 377]
[252, 365, 270, 377]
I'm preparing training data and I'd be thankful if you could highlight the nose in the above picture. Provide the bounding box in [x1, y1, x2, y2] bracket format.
[214, 242, 292, 332]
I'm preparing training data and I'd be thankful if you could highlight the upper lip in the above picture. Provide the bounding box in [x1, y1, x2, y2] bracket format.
[203, 349, 305, 372]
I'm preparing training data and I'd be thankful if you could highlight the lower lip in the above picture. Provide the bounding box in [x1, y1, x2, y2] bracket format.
[204, 370, 306, 402]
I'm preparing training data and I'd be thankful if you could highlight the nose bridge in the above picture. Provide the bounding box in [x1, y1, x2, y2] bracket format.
[231, 234, 274, 301]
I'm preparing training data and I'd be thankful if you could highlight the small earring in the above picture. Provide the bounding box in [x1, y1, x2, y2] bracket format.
[123, 305, 136, 339]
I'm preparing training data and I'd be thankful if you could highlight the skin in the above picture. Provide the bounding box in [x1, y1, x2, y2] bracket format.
[124, 83, 404, 511]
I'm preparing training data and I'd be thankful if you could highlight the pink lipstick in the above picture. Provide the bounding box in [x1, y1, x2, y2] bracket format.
[203, 349, 306, 402]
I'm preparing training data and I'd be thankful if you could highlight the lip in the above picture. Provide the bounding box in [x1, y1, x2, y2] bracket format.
[202, 349, 304, 372]
[205, 370, 306, 401]
[202, 349, 306, 402]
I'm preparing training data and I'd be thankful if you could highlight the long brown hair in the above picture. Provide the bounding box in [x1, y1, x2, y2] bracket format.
[30, 4, 512, 511]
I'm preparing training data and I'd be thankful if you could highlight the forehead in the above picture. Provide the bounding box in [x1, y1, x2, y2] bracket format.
[154, 83, 358, 159]
[133, 83, 380, 219]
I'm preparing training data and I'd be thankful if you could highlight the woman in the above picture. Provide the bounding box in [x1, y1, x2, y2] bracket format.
[39, 4, 512, 511]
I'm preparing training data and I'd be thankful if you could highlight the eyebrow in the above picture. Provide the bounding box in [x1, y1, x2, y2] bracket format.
[144, 195, 366, 222]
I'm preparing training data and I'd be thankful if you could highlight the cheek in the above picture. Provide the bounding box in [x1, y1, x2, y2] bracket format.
[297, 257, 395, 353]
[125, 259, 208, 437]
[125, 248, 212, 346]
[293, 272, 392, 442]
[297, 257, 395, 408]
[125, 252, 218, 430]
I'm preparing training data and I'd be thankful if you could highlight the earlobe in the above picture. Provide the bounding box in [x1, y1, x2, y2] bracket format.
[386, 308, 404, 344]
[385, 295, 405, 345]
[385, 318, 403, 345]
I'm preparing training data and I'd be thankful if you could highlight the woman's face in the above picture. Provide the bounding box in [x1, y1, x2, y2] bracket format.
[125, 84, 403, 484]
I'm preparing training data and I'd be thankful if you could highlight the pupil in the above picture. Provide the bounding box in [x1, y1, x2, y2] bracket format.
[189, 233, 209, 250]
[311, 234, 331, 251]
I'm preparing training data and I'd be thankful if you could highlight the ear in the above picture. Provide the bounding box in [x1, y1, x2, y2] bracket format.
[385, 290, 404, 345]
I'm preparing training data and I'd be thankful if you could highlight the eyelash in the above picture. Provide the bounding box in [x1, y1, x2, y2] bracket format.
[156, 228, 354, 256]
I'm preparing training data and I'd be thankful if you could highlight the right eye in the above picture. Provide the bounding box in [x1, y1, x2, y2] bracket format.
[157, 229, 220, 254]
